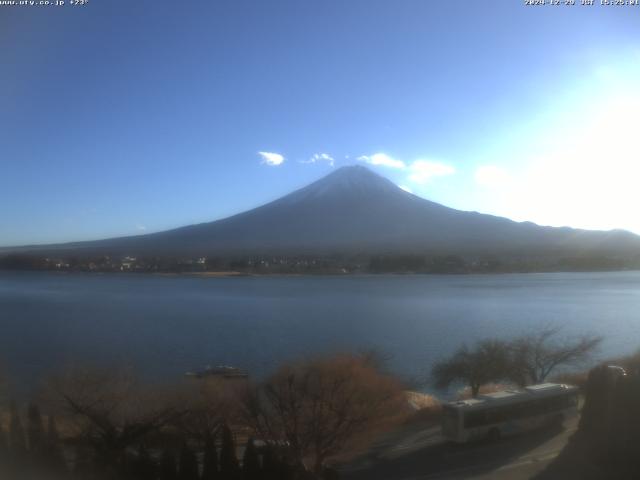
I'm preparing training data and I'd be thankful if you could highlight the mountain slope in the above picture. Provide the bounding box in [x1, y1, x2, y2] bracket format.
[6, 165, 640, 258]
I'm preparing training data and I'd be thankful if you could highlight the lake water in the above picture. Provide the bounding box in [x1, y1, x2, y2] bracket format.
[2, 270, 640, 395]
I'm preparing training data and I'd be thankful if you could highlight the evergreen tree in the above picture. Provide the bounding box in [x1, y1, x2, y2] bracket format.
[27, 403, 46, 459]
[260, 447, 277, 480]
[178, 443, 199, 480]
[73, 445, 93, 478]
[261, 448, 291, 480]
[160, 449, 178, 480]
[320, 466, 340, 480]
[45, 415, 67, 473]
[0, 422, 7, 464]
[219, 424, 240, 479]
[201, 435, 219, 480]
[9, 402, 27, 458]
[241, 437, 260, 480]
[132, 444, 156, 480]
[275, 455, 294, 480]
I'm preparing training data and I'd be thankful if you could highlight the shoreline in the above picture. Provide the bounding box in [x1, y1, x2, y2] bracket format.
[2, 268, 640, 278]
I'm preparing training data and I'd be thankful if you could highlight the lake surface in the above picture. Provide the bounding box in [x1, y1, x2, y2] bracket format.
[2, 270, 640, 395]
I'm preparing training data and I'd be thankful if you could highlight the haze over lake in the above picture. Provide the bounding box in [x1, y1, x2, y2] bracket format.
[2, 271, 640, 394]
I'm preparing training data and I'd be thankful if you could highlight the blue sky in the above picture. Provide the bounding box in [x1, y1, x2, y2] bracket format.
[2, 0, 640, 246]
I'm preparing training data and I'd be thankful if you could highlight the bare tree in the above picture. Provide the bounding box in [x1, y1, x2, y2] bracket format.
[47, 367, 182, 474]
[242, 353, 405, 475]
[509, 327, 602, 385]
[431, 339, 511, 397]
[171, 377, 243, 446]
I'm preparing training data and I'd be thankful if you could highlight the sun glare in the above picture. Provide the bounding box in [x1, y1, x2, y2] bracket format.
[528, 94, 640, 231]
[483, 65, 640, 234]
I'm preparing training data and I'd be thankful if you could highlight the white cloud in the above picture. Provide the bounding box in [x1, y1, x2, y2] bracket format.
[399, 185, 413, 193]
[408, 160, 455, 184]
[301, 153, 335, 167]
[258, 151, 285, 166]
[358, 153, 405, 169]
[357, 153, 455, 185]
[474, 165, 510, 188]
[136, 224, 147, 231]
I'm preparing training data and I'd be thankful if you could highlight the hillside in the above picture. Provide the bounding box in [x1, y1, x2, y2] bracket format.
[3, 166, 640, 262]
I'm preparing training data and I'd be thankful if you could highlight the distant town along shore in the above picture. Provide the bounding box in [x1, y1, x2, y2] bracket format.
[1, 251, 639, 275]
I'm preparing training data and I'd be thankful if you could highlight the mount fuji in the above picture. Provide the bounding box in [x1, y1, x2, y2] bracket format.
[5, 165, 640, 260]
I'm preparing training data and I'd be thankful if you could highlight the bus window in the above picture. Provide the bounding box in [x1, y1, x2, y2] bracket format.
[442, 406, 460, 437]
[464, 410, 487, 428]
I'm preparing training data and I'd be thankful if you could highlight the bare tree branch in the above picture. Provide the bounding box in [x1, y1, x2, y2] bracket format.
[241, 353, 405, 474]
[431, 339, 512, 397]
[509, 327, 603, 385]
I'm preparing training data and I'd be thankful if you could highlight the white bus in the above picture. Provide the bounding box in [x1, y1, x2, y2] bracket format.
[441, 383, 579, 443]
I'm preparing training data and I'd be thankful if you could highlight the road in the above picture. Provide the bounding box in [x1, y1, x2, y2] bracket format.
[341, 416, 578, 480]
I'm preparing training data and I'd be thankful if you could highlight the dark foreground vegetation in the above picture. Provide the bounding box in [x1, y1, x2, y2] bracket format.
[2, 252, 640, 275]
[0, 353, 407, 480]
[535, 352, 640, 479]
[2, 333, 639, 480]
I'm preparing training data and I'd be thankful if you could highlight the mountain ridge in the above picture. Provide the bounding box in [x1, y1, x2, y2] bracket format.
[3, 165, 640, 260]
